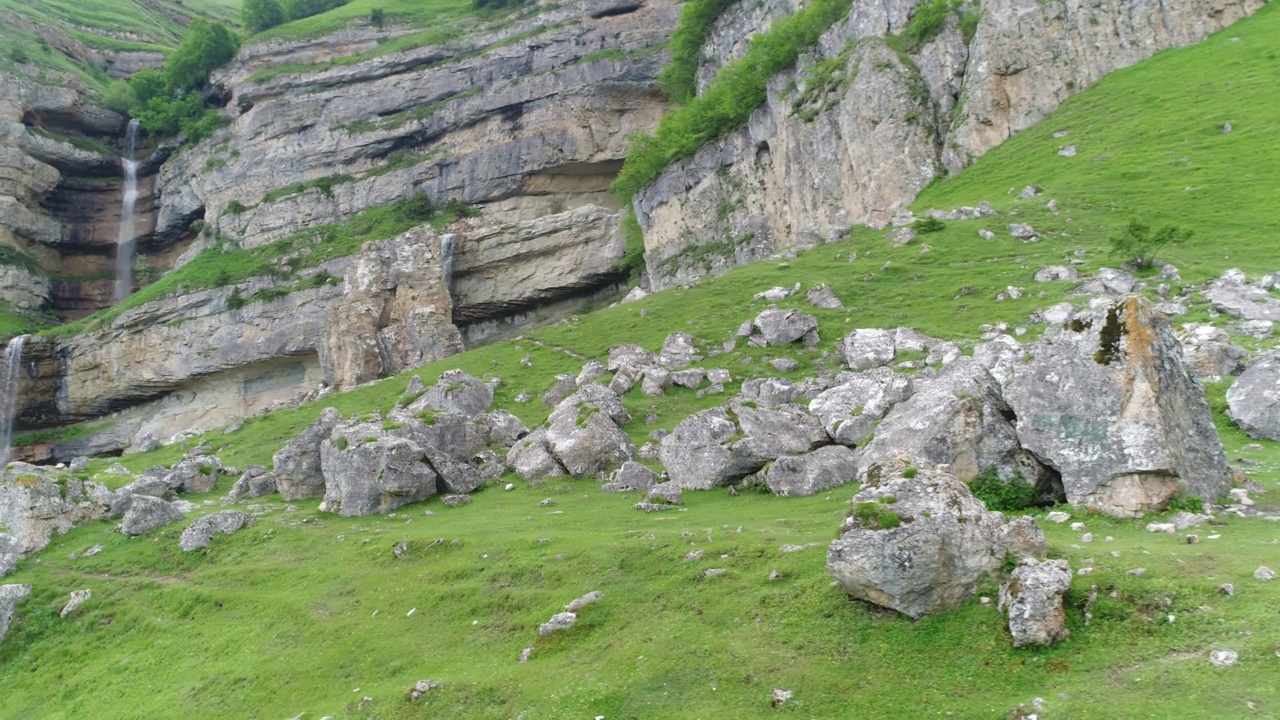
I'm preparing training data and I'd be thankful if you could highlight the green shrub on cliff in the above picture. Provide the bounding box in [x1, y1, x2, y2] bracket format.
[243, 0, 287, 33]
[657, 0, 741, 103]
[612, 0, 855, 203]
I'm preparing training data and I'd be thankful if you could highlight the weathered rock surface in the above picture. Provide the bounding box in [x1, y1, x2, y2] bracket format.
[320, 227, 463, 389]
[1177, 323, 1247, 381]
[764, 444, 858, 497]
[223, 466, 278, 504]
[841, 329, 895, 371]
[179, 511, 256, 551]
[118, 495, 184, 536]
[750, 308, 819, 347]
[273, 408, 343, 501]
[808, 368, 913, 446]
[319, 419, 439, 516]
[59, 589, 91, 619]
[856, 358, 1055, 494]
[506, 427, 567, 482]
[827, 463, 1046, 619]
[635, 0, 1261, 288]
[0, 463, 110, 554]
[1227, 351, 1280, 441]
[660, 401, 828, 490]
[999, 559, 1072, 647]
[161, 456, 222, 495]
[0, 534, 19, 577]
[543, 385, 634, 478]
[404, 369, 495, 418]
[1204, 269, 1280, 321]
[602, 460, 658, 492]
[0, 583, 32, 647]
[1006, 297, 1232, 516]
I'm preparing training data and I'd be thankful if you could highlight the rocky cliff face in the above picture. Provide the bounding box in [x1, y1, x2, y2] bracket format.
[2, 0, 1260, 461]
[1, 0, 676, 457]
[635, 0, 1263, 290]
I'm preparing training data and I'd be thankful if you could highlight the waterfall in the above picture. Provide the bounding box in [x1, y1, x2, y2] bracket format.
[440, 233, 457, 294]
[114, 119, 141, 304]
[0, 335, 29, 467]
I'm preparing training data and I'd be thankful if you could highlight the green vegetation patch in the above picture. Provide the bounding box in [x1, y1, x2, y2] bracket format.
[612, 0, 856, 202]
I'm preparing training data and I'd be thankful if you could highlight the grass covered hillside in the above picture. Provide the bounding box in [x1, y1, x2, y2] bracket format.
[0, 0, 240, 91]
[3, 3, 1280, 719]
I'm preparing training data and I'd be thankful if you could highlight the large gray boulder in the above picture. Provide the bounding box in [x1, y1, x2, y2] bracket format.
[1177, 323, 1247, 382]
[749, 308, 820, 347]
[1203, 268, 1280, 321]
[808, 368, 913, 446]
[543, 385, 634, 478]
[1, 584, 32, 647]
[658, 408, 755, 490]
[856, 359, 1055, 494]
[421, 445, 485, 495]
[506, 427, 566, 482]
[162, 456, 222, 494]
[764, 445, 858, 497]
[659, 332, 700, 368]
[602, 461, 659, 493]
[1006, 297, 1233, 517]
[403, 369, 494, 417]
[1, 463, 111, 555]
[659, 402, 828, 490]
[222, 466, 278, 504]
[273, 408, 342, 501]
[827, 463, 1047, 619]
[0, 534, 19, 577]
[841, 329, 895, 371]
[118, 495, 185, 536]
[999, 558, 1072, 647]
[179, 511, 256, 551]
[319, 420, 439, 516]
[1227, 351, 1280, 441]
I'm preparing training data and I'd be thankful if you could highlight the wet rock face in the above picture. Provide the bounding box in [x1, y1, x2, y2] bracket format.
[1006, 297, 1232, 517]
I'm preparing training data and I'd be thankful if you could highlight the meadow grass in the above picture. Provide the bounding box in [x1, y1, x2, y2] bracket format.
[3, 4, 1280, 717]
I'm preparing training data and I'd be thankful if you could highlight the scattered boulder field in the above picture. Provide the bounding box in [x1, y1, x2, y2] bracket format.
[5, 281, 1273, 654]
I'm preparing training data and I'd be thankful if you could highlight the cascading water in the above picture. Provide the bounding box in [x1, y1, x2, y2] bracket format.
[0, 335, 29, 466]
[440, 233, 457, 293]
[114, 118, 141, 304]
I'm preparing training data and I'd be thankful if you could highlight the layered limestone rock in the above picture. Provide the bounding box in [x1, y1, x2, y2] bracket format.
[636, 0, 1262, 288]
[320, 226, 461, 388]
[1006, 297, 1232, 517]
[0, 73, 166, 322]
[11, 227, 463, 457]
[156, 0, 674, 254]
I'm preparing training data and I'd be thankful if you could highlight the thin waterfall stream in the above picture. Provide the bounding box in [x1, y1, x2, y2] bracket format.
[114, 118, 141, 304]
[0, 335, 29, 466]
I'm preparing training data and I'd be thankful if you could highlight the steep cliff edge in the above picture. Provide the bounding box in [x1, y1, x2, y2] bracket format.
[634, 0, 1263, 290]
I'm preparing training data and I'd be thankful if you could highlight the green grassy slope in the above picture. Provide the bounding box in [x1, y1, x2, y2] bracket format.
[0, 0, 240, 91]
[3, 4, 1280, 718]
[917, 3, 1280, 284]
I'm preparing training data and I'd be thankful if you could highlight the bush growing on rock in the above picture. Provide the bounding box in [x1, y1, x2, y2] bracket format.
[968, 466, 1038, 512]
